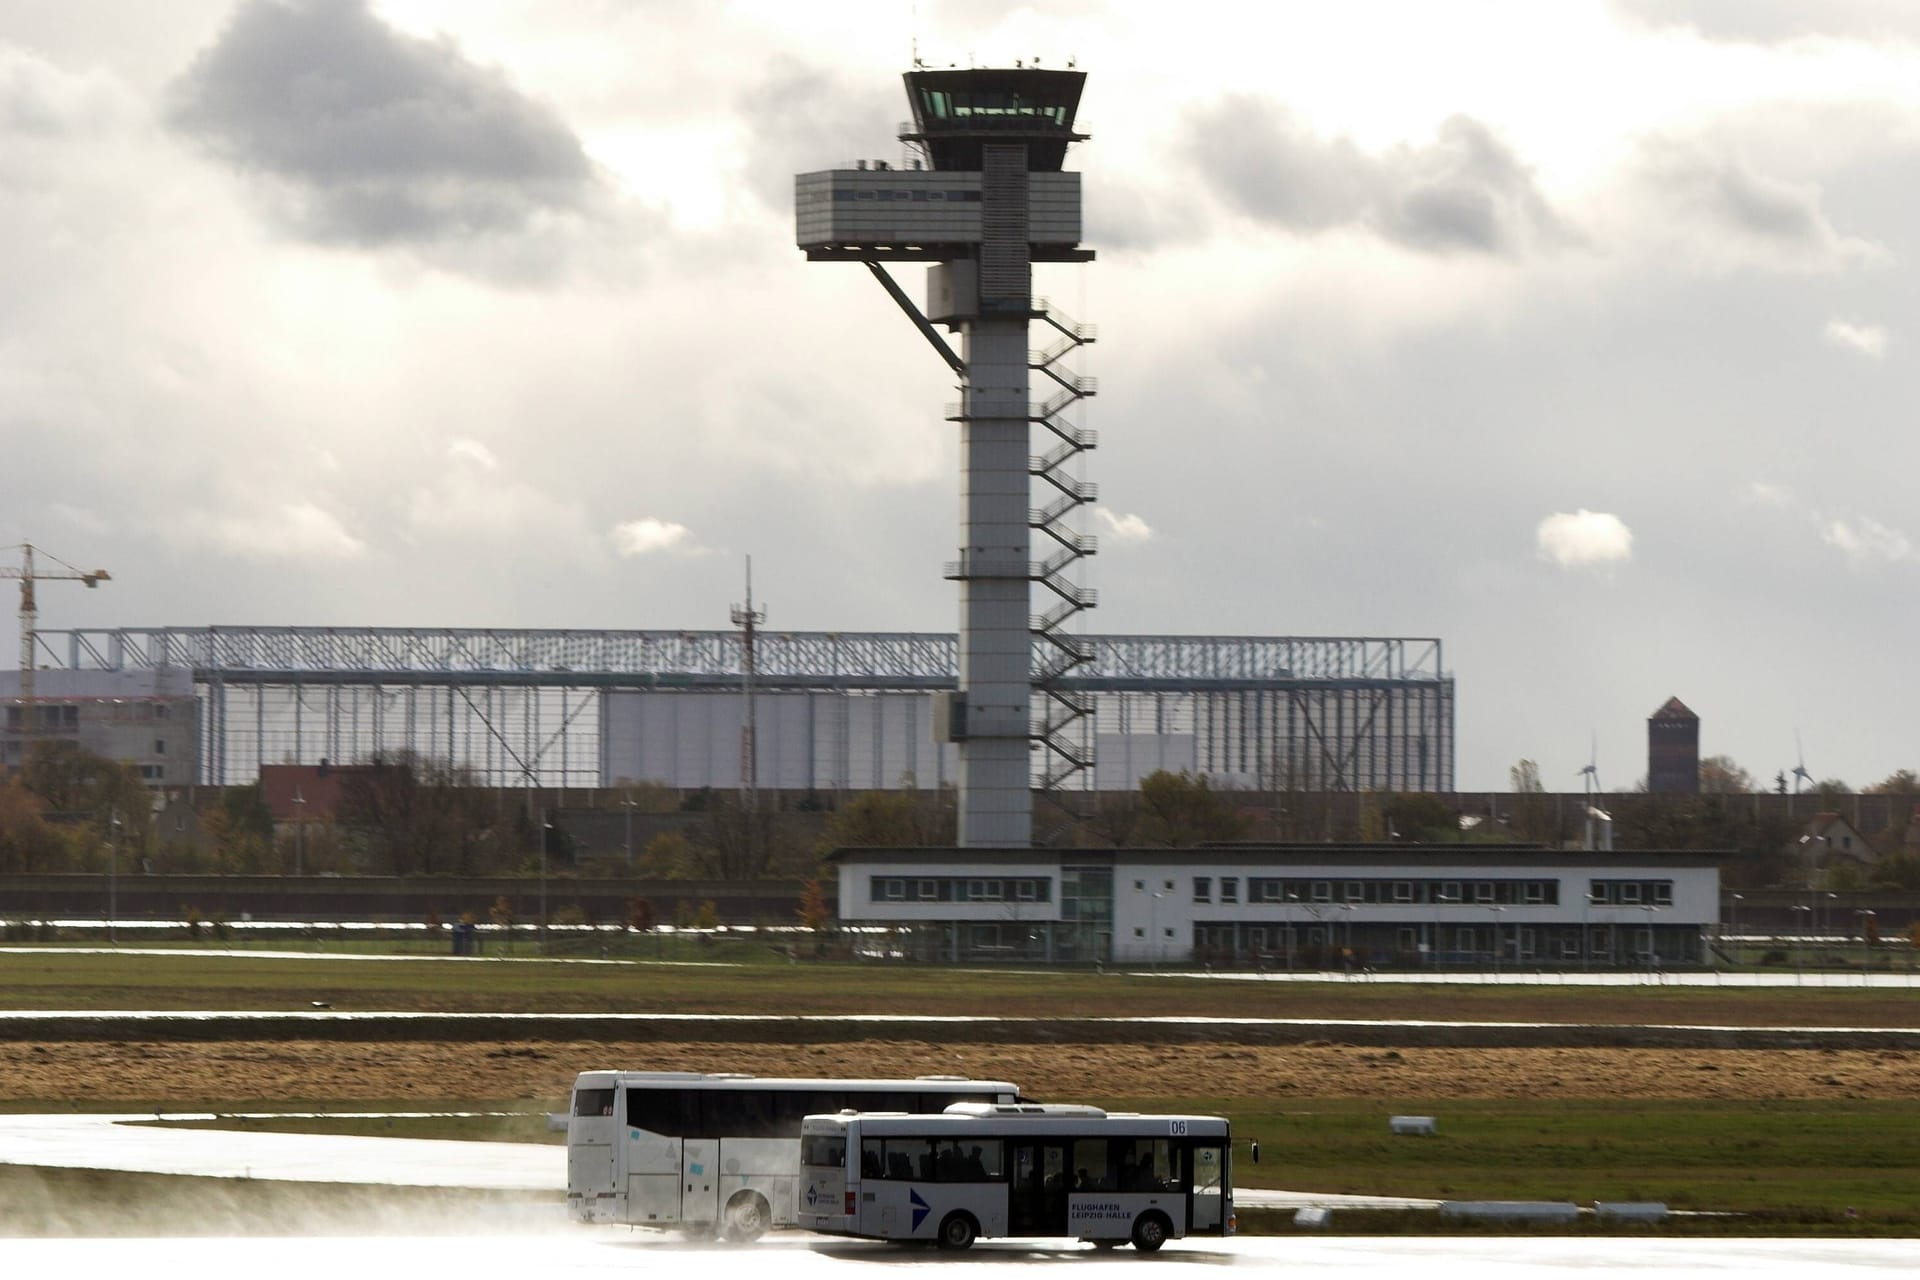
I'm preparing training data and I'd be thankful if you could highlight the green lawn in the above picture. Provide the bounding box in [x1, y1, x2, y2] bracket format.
[1191, 1098, 1920, 1220]
[5, 946, 1920, 1234]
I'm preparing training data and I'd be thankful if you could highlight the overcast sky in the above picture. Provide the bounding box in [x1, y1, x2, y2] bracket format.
[5, 0, 1919, 792]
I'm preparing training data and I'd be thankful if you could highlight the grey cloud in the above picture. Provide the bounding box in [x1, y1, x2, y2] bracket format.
[735, 57, 900, 209]
[1712, 163, 1826, 241]
[164, 0, 599, 254]
[1610, 0, 1920, 45]
[1187, 100, 1563, 256]
[1, 49, 128, 136]
[1639, 142, 1874, 262]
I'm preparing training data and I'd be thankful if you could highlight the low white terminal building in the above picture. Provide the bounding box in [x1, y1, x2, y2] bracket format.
[828, 845, 1722, 969]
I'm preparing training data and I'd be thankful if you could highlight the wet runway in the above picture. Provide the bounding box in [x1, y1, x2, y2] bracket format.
[0, 1112, 560, 1189]
[0, 1117, 1904, 1269]
[0, 1232, 1911, 1274]
[0, 1112, 1429, 1209]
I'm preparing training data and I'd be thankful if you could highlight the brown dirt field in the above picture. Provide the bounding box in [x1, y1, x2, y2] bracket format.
[5, 1039, 1920, 1106]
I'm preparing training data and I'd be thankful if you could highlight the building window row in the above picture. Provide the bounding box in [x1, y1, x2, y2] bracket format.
[1234, 877, 1561, 907]
[833, 188, 983, 203]
[1588, 879, 1674, 906]
[1192, 876, 1243, 903]
[873, 876, 1051, 905]
[4, 705, 82, 730]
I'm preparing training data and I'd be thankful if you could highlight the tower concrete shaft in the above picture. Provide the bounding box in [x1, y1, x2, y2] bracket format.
[956, 317, 1035, 845]
[796, 67, 1092, 848]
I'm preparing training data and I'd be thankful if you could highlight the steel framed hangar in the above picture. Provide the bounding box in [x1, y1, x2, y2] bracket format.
[31, 627, 1453, 794]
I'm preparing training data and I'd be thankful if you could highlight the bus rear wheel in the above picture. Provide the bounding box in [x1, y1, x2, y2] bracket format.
[1131, 1211, 1170, 1253]
[936, 1212, 978, 1250]
[722, 1191, 770, 1242]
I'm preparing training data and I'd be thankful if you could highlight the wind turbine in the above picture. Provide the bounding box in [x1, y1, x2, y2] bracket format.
[1578, 735, 1611, 852]
[1790, 730, 1813, 796]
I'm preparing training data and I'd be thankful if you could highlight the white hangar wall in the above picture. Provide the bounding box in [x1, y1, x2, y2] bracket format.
[600, 691, 958, 791]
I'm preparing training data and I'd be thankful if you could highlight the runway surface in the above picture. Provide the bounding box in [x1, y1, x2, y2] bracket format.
[0, 1112, 1431, 1209]
[0, 1232, 1911, 1275]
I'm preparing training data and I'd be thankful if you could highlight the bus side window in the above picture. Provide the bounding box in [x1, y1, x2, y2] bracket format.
[861, 1140, 884, 1178]
[1072, 1138, 1112, 1190]
[626, 1089, 698, 1135]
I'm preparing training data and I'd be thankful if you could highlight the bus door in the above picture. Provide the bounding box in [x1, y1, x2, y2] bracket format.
[682, 1138, 719, 1229]
[1008, 1142, 1070, 1237]
[1188, 1141, 1227, 1233]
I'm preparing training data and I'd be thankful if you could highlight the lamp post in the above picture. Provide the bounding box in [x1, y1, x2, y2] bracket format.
[1285, 893, 1299, 971]
[540, 809, 553, 955]
[1149, 888, 1166, 968]
[1489, 904, 1505, 975]
[292, 787, 306, 877]
[1582, 887, 1597, 971]
[1433, 892, 1457, 969]
[1728, 892, 1743, 967]
[1855, 908, 1878, 967]
[1798, 833, 1829, 895]
[1639, 903, 1657, 970]
[106, 809, 121, 946]
[621, 792, 637, 870]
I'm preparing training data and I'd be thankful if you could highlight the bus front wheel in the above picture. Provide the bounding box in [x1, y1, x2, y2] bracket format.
[722, 1191, 770, 1242]
[936, 1212, 978, 1250]
[1131, 1212, 1170, 1253]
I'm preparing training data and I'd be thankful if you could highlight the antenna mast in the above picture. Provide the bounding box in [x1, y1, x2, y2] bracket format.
[730, 556, 766, 816]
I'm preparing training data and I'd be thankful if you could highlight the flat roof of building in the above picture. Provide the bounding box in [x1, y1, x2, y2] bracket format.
[827, 846, 1727, 868]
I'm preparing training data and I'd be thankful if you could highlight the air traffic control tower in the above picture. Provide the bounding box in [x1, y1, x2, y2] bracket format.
[797, 68, 1096, 847]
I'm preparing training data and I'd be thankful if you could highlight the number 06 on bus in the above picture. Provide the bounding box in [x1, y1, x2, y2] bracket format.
[799, 1104, 1232, 1252]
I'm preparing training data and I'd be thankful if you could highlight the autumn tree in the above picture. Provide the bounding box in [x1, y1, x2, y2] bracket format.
[1508, 758, 1551, 842]
[1698, 755, 1756, 795]
[20, 739, 152, 856]
[637, 830, 702, 879]
[796, 878, 833, 955]
[336, 750, 511, 875]
[1609, 791, 1797, 890]
[1382, 792, 1460, 842]
[0, 776, 73, 873]
[815, 789, 956, 855]
[1131, 770, 1249, 847]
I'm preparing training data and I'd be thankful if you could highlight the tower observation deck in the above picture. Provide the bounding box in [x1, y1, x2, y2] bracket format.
[797, 67, 1097, 847]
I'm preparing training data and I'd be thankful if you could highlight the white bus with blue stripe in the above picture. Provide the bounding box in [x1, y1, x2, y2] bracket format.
[798, 1103, 1233, 1251]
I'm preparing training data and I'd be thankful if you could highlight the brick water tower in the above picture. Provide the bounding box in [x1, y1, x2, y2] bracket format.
[1647, 696, 1700, 794]
[796, 67, 1097, 847]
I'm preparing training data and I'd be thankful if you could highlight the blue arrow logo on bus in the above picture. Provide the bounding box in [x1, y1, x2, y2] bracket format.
[909, 1189, 930, 1230]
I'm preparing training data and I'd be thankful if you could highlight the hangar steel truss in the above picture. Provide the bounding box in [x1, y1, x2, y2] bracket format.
[31, 627, 1455, 793]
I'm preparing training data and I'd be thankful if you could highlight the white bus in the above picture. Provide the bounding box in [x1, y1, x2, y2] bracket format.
[798, 1103, 1233, 1252]
[566, 1071, 1023, 1240]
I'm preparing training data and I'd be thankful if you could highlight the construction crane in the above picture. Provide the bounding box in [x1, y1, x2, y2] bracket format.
[3, 543, 110, 749]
